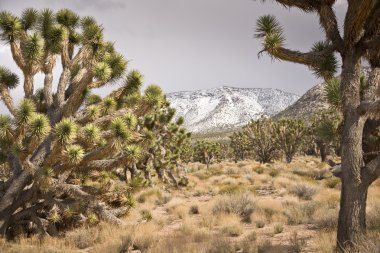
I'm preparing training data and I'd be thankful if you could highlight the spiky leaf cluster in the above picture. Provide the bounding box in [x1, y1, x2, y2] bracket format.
[0, 8, 192, 238]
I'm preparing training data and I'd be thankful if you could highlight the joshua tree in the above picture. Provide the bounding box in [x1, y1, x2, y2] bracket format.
[193, 140, 225, 169]
[244, 117, 278, 163]
[274, 118, 305, 163]
[255, 1, 380, 251]
[0, 9, 187, 238]
[229, 131, 251, 163]
[308, 109, 342, 162]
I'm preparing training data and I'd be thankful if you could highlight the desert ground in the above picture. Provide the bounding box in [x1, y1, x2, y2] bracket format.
[1, 156, 379, 253]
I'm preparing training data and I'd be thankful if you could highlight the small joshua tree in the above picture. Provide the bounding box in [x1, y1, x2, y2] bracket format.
[274, 118, 305, 163]
[229, 131, 251, 163]
[243, 117, 278, 163]
[0, 9, 189, 238]
[310, 109, 342, 162]
[193, 140, 225, 169]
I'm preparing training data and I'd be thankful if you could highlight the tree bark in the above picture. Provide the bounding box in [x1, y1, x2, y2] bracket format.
[336, 53, 368, 252]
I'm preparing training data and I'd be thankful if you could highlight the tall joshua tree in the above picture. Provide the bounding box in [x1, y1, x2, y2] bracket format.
[0, 9, 184, 237]
[255, 1, 380, 251]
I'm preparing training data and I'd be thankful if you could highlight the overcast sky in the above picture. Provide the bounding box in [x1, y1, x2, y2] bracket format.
[0, 0, 348, 113]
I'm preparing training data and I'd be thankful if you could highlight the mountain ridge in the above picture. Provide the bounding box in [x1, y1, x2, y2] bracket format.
[167, 86, 300, 133]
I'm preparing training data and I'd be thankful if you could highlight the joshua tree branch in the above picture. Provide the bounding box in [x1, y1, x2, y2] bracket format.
[272, 0, 321, 12]
[56, 46, 91, 107]
[361, 1, 380, 39]
[357, 100, 380, 117]
[344, 0, 377, 47]
[318, 5, 344, 52]
[61, 70, 92, 117]
[0, 84, 16, 116]
[54, 183, 125, 225]
[363, 154, 380, 185]
[23, 72, 34, 99]
[266, 46, 334, 69]
[363, 67, 380, 101]
[10, 42, 25, 70]
[42, 54, 56, 107]
[358, 35, 380, 52]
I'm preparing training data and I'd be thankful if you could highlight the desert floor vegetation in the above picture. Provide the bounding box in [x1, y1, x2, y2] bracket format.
[1, 156, 380, 253]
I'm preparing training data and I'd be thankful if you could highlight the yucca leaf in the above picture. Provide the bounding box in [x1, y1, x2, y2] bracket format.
[125, 144, 142, 161]
[16, 99, 36, 125]
[21, 8, 38, 31]
[28, 113, 51, 138]
[55, 118, 78, 145]
[144, 84, 164, 106]
[65, 144, 84, 164]
[323, 78, 341, 110]
[103, 97, 116, 112]
[176, 117, 184, 126]
[122, 112, 138, 130]
[37, 9, 54, 39]
[86, 105, 100, 119]
[0, 114, 12, 139]
[123, 70, 143, 95]
[56, 9, 79, 28]
[20, 33, 45, 64]
[81, 123, 100, 144]
[0, 11, 22, 42]
[95, 62, 112, 81]
[110, 117, 130, 142]
[0, 67, 19, 89]
[48, 24, 67, 53]
[86, 94, 102, 105]
[255, 15, 283, 39]
[106, 53, 127, 80]
[310, 41, 337, 79]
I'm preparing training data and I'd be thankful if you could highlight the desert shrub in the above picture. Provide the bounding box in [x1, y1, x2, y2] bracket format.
[155, 194, 172, 206]
[213, 194, 255, 222]
[273, 223, 284, 234]
[284, 202, 317, 225]
[314, 208, 338, 229]
[117, 235, 133, 253]
[140, 209, 153, 221]
[324, 177, 341, 189]
[290, 184, 317, 200]
[255, 220, 265, 228]
[189, 205, 199, 215]
[254, 167, 265, 174]
[246, 231, 257, 241]
[206, 238, 236, 253]
[218, 184, 242, 195]
[288, 232, 307, 253]
[65, 227, 104, 249]
[269, 169, 280, 177]
[133, 234, 157, 251]
[367, 201, 380, 230]
[137, 189, 161, 203]
[221, 223, 243, 237]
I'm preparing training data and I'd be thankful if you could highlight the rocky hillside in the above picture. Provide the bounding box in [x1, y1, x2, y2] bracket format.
[167, 86, 299, 133]
[274, 83, 329, 120]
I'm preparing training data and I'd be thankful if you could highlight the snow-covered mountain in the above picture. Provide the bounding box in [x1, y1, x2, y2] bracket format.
[166, 86, 299, 133]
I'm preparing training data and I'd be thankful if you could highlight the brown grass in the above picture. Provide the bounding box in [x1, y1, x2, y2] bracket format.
[1, 156, 379, 253]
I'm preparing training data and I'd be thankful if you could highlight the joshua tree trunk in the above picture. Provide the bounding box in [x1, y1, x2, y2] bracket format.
[336, 54, 367, 251]
[255, 1, 380, 250]
[319, 142, 327, 163]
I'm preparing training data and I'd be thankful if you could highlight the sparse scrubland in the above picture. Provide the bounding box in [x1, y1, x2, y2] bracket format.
[1, 156, 380, 253]
[1, 1, 380, 252]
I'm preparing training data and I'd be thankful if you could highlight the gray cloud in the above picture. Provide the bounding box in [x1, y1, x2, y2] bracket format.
[0, 0, 347, 114]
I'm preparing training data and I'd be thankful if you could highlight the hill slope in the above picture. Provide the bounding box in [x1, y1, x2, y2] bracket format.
[167, 86, 299, 134]
[274, 83, 329, 120]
